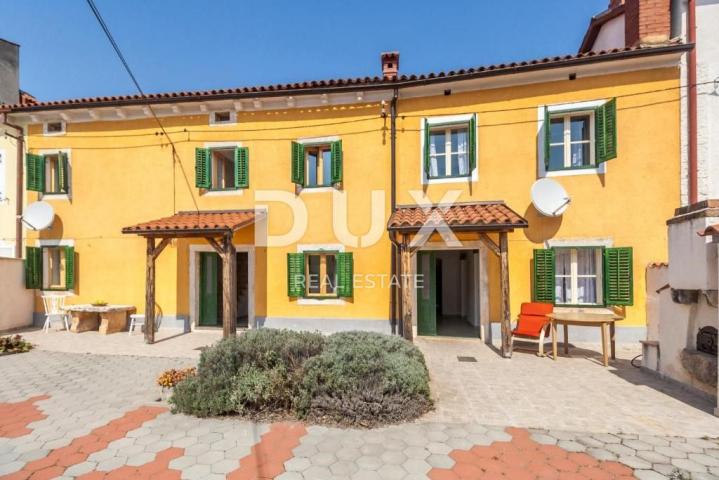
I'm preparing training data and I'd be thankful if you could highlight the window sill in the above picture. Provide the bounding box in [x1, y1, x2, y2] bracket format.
[299, 186, 335, 193]
[202, 189, 245, 197]
[544, 166, 603, 178]
[41, 193, 70, 201]
[298, 297, 346, 306]
[423, 171, 477, 185]
[554, 305, 612, 312]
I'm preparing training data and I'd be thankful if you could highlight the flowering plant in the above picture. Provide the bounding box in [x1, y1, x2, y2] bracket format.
[156, 367, 196, 388]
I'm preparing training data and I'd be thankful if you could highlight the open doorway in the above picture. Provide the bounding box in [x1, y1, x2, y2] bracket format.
[417, 250, 480, 338]
[198, 251, 249, 328]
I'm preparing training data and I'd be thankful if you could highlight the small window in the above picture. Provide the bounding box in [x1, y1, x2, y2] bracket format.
[305, 252, 337, 297]
[305, 145, 333, 187]
[44, 154, 68, 194]
[428, 124, 470, 178]
[210, 111, 236, 125]
[210, 148, 236, 190]
[554, 247, 603, 306]
[44, 247, 67, 290]
[547, 112, 594, 171]
[43, 121, 65, 135]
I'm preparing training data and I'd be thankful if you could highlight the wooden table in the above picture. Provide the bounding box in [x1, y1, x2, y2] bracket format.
[63, 305, 136, 334]
[548, 312, 623, 367]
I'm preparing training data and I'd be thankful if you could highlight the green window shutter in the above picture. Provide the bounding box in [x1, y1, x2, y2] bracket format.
[194, 148, 211, 188]
[543, 107, 551, 170]
[330, 140, 343, 185]
[287, 252, 305, 297]
[58, 152, 69, 193]
[468, 114, 477, 172]
[336, 252, 354, 297]
[25, 246, 42, 289]
[64, 246, 75, 290]
[234, 147, 249, 189]
[26, 153, 45, 192]
[533, 249, 555, 303]
[604, 247, 633, 306]
[423, 119, 431, 177]
[595, 98, 617, 164]
[291, 142, 305, 186]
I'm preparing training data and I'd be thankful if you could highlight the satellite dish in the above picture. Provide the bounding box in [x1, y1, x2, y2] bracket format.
[531, 179, 571, 217]
[22, 201, 55, 230]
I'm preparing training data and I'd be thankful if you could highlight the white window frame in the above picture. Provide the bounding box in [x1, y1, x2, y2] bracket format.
[38, 149, 72, 201]
[420, 113, 478, 185]
[43, 121, 66, 136]
[209, 110, 237, 127]
[548, 111, 595, 170]
[296, 136, 340, 193]
[297, 243, 346, 305]
[36, 239, 75, 295]
[201, 142, 244, 196]
[553, 247, 604, 306]
[538, 100, 607, 178]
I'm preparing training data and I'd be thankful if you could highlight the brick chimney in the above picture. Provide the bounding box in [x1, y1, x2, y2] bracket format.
[381, 52, 399, 80]
[624, 0, 671, 47]
[609, 0, 624, 8]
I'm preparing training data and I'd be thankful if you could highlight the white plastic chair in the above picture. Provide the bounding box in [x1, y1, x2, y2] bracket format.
[41, 295, 70, 333]
[129, 311, 161, 335]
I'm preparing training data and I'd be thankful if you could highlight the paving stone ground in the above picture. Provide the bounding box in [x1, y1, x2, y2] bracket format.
[1, 335, 718, 479]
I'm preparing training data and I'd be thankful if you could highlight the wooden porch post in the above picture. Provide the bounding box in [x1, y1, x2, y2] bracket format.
[144, 237, 172, 345]
[144, 237, 156, 345]
[401, 234, 414, 341]
[221, 233, 237, 338]
[499, 231, 512, 358]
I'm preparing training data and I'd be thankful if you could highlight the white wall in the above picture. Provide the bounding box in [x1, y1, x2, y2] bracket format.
[0, 134, 19, 258]
[668, 216, 719, 289]
[675, 0, 719, 204]
[0, 257, 33, 331]
[593, 15, 626, 52]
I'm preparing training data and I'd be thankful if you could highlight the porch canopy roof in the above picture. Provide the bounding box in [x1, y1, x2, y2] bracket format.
[121, 209, 259, 344]
[121, 209, 259, 238]
[387, 201, 528, 233]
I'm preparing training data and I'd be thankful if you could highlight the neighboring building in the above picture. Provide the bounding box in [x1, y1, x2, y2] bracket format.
[582, 0, 719, 407]
[0, 38, 21, 258]
[1, 3, 688, 349]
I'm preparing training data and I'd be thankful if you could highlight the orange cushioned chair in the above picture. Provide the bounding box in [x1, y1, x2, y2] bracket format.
[511, 302, 554, 356]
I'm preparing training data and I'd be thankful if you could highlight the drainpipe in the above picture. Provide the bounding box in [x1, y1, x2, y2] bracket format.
[389, 88, 400, 335]
[1, 115, 24, 259]
[687, 0, 698, 204]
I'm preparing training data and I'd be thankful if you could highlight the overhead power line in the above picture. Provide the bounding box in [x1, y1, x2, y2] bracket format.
[85, 0, 198, 213]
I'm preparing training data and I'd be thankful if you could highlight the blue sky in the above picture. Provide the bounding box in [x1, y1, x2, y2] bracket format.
[1, 0, 607, 102]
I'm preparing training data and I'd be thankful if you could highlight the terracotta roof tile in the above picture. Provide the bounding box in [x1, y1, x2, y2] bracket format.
[387, 202, 527, 231]
[122, 210, 257, 236]
[0, 44, 691, 113]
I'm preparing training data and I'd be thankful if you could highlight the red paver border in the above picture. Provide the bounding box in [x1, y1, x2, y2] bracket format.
[429, 427, 637, 480]
[227, 422, 307, 480]
[0, 395, 50, 438]
[77, 447, 184, 480]
[0, 405, 167, 480]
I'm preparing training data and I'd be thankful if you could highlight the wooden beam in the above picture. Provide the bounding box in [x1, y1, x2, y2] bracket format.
[152, 238, 172, 260]
[479, 233, 500, 257]
[499, 232, 512, 358]
[401, 234, 414, 342]
[221, 234, 237, 338]
[205, 237, 224, 256]
[144, 238, 156, 345]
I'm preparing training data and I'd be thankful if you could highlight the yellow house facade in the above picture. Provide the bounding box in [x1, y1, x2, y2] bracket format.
[2, 43, 689, 345]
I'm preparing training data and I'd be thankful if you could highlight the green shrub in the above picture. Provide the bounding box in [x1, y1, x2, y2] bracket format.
[0, 335, 33, 355]
[296, 331, 432, 427]
[170, 329, 324, 417]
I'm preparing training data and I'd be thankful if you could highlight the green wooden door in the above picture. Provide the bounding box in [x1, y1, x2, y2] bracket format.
[417, 251, 437, 336]
[199, 252, 222, 327]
